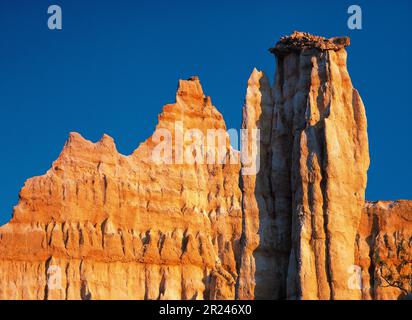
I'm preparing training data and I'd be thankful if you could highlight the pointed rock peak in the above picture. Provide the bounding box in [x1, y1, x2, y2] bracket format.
[68, 131, 84, 141]
[247, 68, 270, 91]
[249, 68, 262, 80]
[177, 75, 205, 100]
[100, 133, 113, 141]
[248, 68, 266, 85]
[269, 31, 350, 55]
[65, 132, 92, 148]
[98, 134, 117, 151]
[188, 75, 200, 81]
[61, 132, 119, 158]
[57, 132, 96, 161]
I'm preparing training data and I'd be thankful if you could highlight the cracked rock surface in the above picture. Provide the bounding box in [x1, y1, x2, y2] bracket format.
[0, 32, 410, 300]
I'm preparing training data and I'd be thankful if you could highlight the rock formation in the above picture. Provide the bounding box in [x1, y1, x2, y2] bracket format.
[274, 31, 370, 300]
[236, 69, 279, 300]
[0, 77, 243, 300]
[356, 201, 412, 300]
[0, 32, 410, 300]
[237, 32, 410, 300]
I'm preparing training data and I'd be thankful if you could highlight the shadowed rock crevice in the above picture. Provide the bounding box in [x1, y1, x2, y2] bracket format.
[237, 69, 283, 300]
[0, 32, 410, 300]
[236, 31, 401, 301]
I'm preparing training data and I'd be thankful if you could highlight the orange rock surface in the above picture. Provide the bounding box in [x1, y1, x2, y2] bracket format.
[0, 77, 242, 300]
[237, 32, 410, 300]
[0, 32, 410, 300]
[356, 201, 412, 300]
[274, 31, 370, 300]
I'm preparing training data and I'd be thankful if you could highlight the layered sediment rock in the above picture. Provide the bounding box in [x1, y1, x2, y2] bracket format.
[0, 77, 243, 300]
[236, 69, 279, 300]
[273, 31, 370, 300]
[356, 201, 412, 300]
[0, 32, 410, 300]
[239, 31, 371, 300]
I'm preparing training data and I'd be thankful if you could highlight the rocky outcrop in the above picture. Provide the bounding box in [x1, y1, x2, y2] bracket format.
[0, 32, 410, 300]
[274, 31, 370, 300]
[236, 69, 279, 300]
[356, 201, 412, 300]
[236, 32, 410, 301]
[239, 31, 371, 300]
[238, 32, 406, 299]
[0, 77, 243, 300]
[270, 31, 350, 55]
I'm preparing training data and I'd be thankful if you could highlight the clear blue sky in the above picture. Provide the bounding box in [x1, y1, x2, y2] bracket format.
[0, 0, 411, 225]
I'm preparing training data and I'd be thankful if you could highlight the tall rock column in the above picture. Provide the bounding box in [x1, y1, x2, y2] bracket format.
[237, 69, 278, 299]
[270, 32, 370, 299]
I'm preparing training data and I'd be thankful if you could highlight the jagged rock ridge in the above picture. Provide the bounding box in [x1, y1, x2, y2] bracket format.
[0, 32, 411, 300]
[270, 31, 350, 55]
[0, 77, 242, 300]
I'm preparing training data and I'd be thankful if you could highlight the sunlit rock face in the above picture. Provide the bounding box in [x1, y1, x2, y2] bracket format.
[356, 201, 412, 300]
[238, 31, 370, 300]
[272, 31, 370, 300]
[236, 69, 278, 300]
[0, 77, 243, 300]
[0, 32, 410, 300]
[237, 32, 410, 301]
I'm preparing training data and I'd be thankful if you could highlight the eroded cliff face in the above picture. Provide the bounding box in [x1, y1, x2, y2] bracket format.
[237, 32, 410, 301]
[0, 77, 243, 300]
[356, 201, 412, 300]
[236, 69, 278, 300]
[0, 32, 410, 300]
[274, 32, 370, 300]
